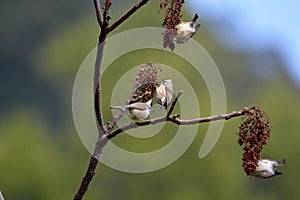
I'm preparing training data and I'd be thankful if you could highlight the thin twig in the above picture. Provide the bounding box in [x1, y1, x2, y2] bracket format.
[167, 106, 256, 125]
[107, 93, 256, 138]
[94, 42, 106, 132]
[108, 107, 254, 137]
[106, 0, 150, 33]
[93, 0, 103, 26]
[103, 0, 112, 26]
[103, 0, 112, 18]
[166, 90, 183, 118]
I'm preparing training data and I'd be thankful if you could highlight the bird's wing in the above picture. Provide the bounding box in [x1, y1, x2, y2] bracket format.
[254, 170, 274, 178]
[277, 158, 286, 166]
[127, 103, 145, 111]
[261, 170, 282, 179]
[189, 24, 201, 39]
[156, 85, 166, 105]
[165, 82, 173, 107]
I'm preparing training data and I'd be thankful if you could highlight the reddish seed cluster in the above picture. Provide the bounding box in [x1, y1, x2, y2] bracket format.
[237, 107, 271, 177]
[159, 0, 185, 48]
[130, 63, 161, 103]
[160, 0, 185, 29]
[162, 29, 176, 49]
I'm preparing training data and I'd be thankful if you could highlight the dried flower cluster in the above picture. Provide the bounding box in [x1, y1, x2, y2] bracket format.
[159, 0, 185, 49]
[130, 63, 162, 103]
[237, 106, 271, 177]
[160, 0, 184, 29]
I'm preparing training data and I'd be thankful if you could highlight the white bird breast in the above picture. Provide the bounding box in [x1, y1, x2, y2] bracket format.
[257, 160, 274, 170]
[176, 22, 195, 33]
[129, 108, 150, 120]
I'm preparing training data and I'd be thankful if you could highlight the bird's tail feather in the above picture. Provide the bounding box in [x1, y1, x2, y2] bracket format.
[275, 170, 282, 176]
[110, 106, 123, 110]
[192, 13, 199, 22]
[278, 158, 286, 166]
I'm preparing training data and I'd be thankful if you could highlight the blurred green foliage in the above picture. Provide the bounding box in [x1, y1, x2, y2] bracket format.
[1, 0, 300, 200]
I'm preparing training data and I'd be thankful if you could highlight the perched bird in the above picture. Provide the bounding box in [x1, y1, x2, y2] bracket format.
[110, 99, 153, 120]
[254, 158, 286, 179]
[168, 14, 201, 51]
[155, 79, 173, 109]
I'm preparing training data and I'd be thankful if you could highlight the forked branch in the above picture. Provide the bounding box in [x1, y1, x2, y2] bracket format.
[74, 1, 257, 199]
[74, 1, 153, 199]
[106, 0, 150, 33]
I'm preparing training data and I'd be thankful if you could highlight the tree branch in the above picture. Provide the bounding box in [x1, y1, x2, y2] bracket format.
[97, 0, 152, 133]
[74, 2, 109, 199]
[74, 2, 153, 198]
[94, 41, 106, 132]
[73, 156, 99, 200]
[93, 0, 103, 26]
[167, 106, 256, 125]
[106, 0, 150, 33]
[74, 37, 107, 200]
[166, 90, 183, 117]
[102, 0, 112, 28]
[107, 92, 256, 138]
[103, 0, 112, 19]
[107, 107, 255, 137]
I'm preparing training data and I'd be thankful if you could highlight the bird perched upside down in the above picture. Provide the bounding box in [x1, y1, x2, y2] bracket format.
[167, 14, 201, 51]
[254, 158, 286, 179]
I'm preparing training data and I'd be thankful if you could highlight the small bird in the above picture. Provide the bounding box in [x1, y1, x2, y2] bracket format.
[254, 158, 286, 179]
[168, 14, 201, 51]
[110, 99, 153, 120]
[155, 79, 173, 109]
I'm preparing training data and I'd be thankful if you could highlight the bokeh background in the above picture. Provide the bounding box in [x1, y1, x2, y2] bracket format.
[1, 0, 299, 199]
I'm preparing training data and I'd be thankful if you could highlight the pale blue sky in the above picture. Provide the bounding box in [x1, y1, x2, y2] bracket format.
[189, 0, 300, 87]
